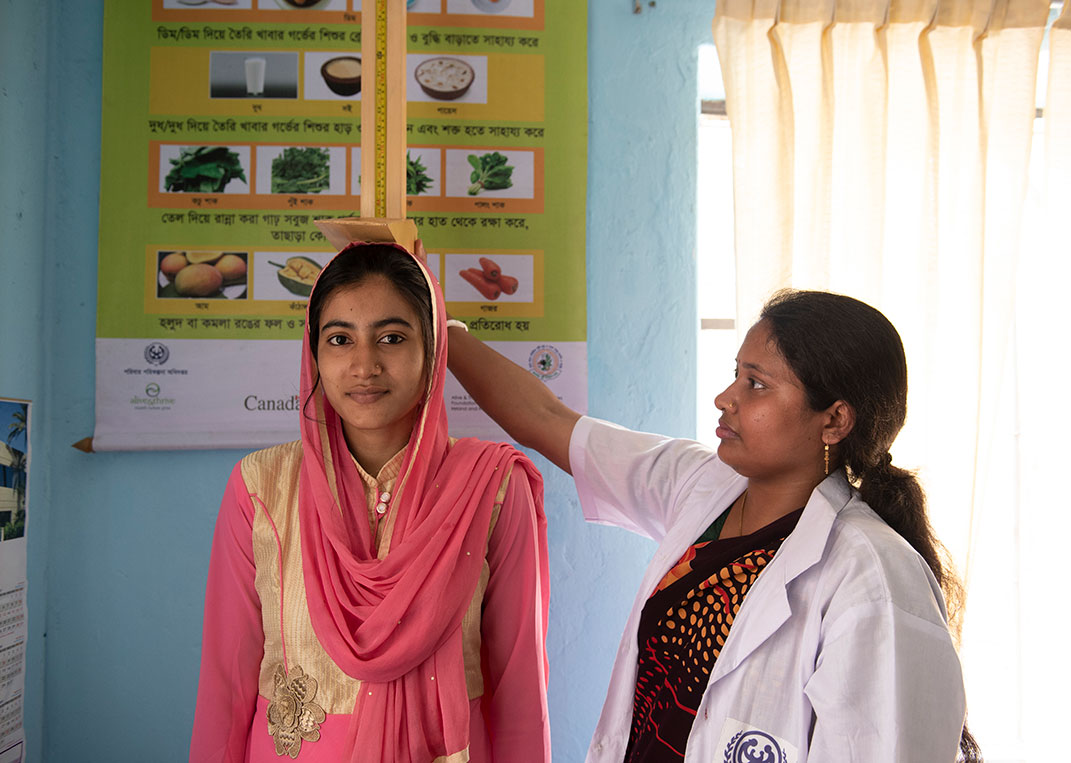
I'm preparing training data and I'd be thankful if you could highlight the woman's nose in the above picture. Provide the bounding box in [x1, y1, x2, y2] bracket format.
[348, 343, 380, 377]
[714, 383, 734, 412]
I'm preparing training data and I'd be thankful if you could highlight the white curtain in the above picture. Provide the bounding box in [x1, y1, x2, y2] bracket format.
[712, 1, 1070, 759]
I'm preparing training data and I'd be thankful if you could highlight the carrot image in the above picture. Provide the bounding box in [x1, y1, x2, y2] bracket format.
[460, 268, 501, 300]
[479, 257, 501, 281]
[497, 275, 519, 295]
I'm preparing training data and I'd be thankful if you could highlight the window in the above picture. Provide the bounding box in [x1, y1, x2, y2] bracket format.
[695, 43, 737, 445]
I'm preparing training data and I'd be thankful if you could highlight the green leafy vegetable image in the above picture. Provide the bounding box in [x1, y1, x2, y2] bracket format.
[271, 147, 330, 194]
[407, 151, 433, 195]
[467, 152, 514, 195]
[164, 146, 247, 193]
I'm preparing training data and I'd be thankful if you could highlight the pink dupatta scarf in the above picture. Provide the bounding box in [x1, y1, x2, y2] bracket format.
[297, 242, 543, 762]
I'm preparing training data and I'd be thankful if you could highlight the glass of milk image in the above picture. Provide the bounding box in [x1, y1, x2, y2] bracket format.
[244, 56, 267, 96]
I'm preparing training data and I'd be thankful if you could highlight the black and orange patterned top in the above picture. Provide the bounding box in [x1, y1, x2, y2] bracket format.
[622, 504, 804, 762]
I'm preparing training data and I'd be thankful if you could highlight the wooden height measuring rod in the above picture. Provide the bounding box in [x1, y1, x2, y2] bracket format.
[316, 0, 416, 251]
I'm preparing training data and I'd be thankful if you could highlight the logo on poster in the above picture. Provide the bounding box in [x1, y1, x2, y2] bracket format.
[128, 387, 174, 411]
[528, 345, 563, 381]
[144, 342, 170, 366]
[129, 384, 176, 410]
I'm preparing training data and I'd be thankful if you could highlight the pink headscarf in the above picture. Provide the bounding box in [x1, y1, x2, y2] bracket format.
[297, 242, 544, 762]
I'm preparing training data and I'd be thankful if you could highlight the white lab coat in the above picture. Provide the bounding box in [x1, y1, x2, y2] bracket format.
[570, 416, 966, 763]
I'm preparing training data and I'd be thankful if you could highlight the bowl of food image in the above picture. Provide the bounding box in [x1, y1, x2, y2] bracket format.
[321, 56, 361, 96]
[275, 0, 332, 9]
[414, 57, 475, 101]
[471, 0, 512, 12]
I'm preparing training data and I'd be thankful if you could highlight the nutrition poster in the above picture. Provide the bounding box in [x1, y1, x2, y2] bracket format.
[94, 0, 587, 450]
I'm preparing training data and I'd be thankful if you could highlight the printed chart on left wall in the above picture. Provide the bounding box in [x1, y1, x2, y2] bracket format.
[0, 398, 29, 763]
[94, 0, 587, 450]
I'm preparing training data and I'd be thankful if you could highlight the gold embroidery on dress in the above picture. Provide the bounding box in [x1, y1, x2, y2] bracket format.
[266, 664, 327, 758]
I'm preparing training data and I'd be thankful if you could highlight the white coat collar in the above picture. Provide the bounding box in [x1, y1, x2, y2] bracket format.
[709, 470, 854, 683]
[776, 469, 854, 579]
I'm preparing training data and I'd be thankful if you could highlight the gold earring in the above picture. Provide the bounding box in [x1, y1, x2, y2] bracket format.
[823, 443, 829, 476]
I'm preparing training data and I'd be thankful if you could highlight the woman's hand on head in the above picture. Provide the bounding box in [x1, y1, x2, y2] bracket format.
[413, 239, 428, 266]
[445, 314, 579, 473]
[419, 236, 578, 469]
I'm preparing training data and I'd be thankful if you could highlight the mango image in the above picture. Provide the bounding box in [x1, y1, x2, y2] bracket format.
[215, 253, 247, 283]
[174, 263, 224, 297]
[187, 251, 223, 265]
[159, 252, 188, 280]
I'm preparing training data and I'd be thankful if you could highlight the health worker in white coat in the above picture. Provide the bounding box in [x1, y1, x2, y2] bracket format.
[441, 280, 980, 763]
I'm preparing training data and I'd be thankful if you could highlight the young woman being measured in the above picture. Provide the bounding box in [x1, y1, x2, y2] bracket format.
[190, 242, 551, 763]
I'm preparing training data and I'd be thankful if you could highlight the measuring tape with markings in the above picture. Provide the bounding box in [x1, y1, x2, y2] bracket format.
[372, 0, 388, 218]
[319, 1, 414, 253]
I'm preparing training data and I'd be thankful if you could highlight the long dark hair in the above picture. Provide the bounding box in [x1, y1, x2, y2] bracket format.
[760, 289, 981, 761]
[304, 244, 434, 417]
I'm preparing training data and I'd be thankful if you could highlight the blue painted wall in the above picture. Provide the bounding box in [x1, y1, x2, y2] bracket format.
[1, 1, 50, 759]
[2, 1, 716, 759]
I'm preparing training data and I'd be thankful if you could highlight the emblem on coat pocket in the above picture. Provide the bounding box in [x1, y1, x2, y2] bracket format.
[718, 717, 796, 763]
